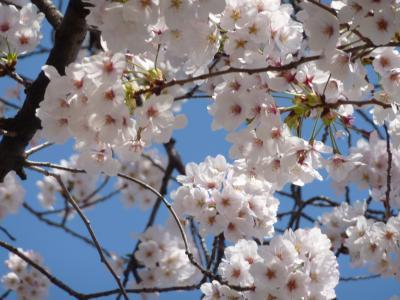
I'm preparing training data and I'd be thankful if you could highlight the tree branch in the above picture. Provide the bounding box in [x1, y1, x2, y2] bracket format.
[25, 160, 253, 293]
[0, 239, 85, 299]
[0, 0, 89, 182]
[23, 202, 112, 257]
[384, 124, 392, 220]
[32, 0, 63, 30]
[0, 226, 15, 241]
[0, 290, 11, 300]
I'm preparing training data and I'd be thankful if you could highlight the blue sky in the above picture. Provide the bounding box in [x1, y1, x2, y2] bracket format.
[0, 2, 399, 299]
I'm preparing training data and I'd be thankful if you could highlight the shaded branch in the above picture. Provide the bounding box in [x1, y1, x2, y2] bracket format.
[135, 55, 321, 98]
[384, 124, 392, 220]
[0, 290, 11, 300]
[0, 226, 15, 241]
[85, 285, 200, 299]
[0, 98, 20, 110]
[340, 274, 380, 282]
[32, 0, 63, 30]
[0, 63, 31, 88]
[0, 0, 89, 182]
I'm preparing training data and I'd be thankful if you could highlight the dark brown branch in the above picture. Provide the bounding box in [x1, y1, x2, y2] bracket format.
[304, 196, 340, 207]
[384, 124, 392, 220]
[135, 55, 321, 98]
[164, 139, 186, 175]
[85, 285, 200, 299]
[212, 234, 225, 275]
[0, 64, 30, 88]
[0, 0, 89, 182]
[0, 97, 20, 110]
[275, 190, 292, 198]
[32, 0, 63, 30]
[313, 99, 391, 110]
[0, 226, 15, 241]
[0, 0, 21, 8]
[0, 290, 11, 300]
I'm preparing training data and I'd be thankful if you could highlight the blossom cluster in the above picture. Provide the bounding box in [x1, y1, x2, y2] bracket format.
[0, 172, 25, 219]
[331, 131, 400, 209]
[345, 214, 400, 279]
[321, 201, 400, 281]
[172, 155, 279, 241]
[319, 200, 366, 251]
[36, 0, 400, 185]
[15, 0, 400, 298]
[0, 2, 43, 55]
[201, 0, 400, 193]
[1, 249, 49, 300]
[86, 0, 223, 76]
[36, 52, 186, 176]
[201, 228, 339, 300]
[133, 225, 201, 289]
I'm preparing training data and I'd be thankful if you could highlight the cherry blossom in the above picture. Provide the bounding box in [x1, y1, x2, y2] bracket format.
[1, 249, 49, 300]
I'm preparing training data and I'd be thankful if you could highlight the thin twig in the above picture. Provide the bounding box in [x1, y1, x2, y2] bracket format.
[120, 140, 178, 295]
[134, 55, 321, 98]
[304, 196, 340, 207]
[384, 124, 392, 220]
[23, 202, 112, 257]
[356, 109, 384, 139]
[0, 98, 20, 110]
[340, 274, 380, 282]
[26, 165, 129, 300]
[83, 284, 200, 299]
[39, 186, 122, 216]
[0, 0, 21, 8]
[25, 142, 54, 156]
[0, 240, 85, 299]
[0, 226, 16, 241]
[81, 176, 110, 204]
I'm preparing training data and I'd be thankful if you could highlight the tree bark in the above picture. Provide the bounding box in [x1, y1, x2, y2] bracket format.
[0, 0, 89, 182]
